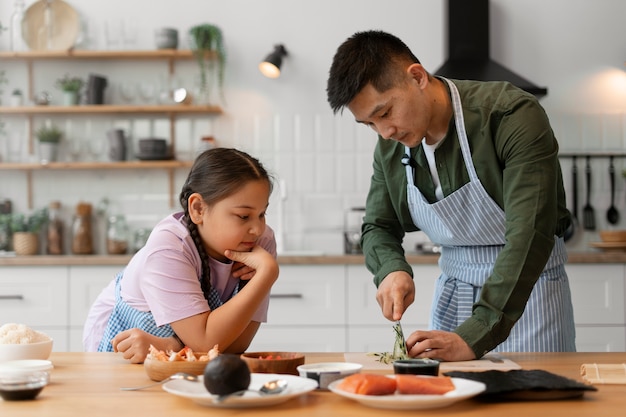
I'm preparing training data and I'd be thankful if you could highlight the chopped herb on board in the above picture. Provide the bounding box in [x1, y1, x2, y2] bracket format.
[369, 322, 409, 364]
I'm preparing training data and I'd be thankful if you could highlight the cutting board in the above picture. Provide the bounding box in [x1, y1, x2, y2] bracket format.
[344, 352, 521, 372]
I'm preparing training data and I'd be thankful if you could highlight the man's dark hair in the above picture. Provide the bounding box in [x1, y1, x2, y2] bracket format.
[326, 30, 420, 114]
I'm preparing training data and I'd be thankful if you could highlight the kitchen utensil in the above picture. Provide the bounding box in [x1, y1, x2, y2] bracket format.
[607, 156, 619, 225]
[564, 156, 578, 242]
[120, 372, 198, 391]
[582, 155, 596, 230]
[215, 379, 287, 402]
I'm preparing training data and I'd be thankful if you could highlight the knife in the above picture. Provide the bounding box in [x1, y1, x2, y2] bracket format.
[393, 321, 409, 359]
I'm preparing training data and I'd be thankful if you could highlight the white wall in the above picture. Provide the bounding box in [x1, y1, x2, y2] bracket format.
[1, 0, 626, 254]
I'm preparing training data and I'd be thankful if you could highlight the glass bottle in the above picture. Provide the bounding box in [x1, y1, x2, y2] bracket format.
[106, 214, 129, 255]
[46, 201, 64, 255]
[10, 0, 27, 52]
[72, 202, 94, 254]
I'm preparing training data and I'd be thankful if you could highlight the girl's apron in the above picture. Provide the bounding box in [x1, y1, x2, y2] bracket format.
[403, 78, 575, 353]
[97, 270, 234, 352]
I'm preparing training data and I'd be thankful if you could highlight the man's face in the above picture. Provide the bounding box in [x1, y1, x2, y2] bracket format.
[347, 66, 431, 148]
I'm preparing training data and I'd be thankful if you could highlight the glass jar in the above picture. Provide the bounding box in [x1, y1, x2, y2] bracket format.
[46, 201, 64, 255]
[72, 202, 93, 255]
[106, 215, 129, 255]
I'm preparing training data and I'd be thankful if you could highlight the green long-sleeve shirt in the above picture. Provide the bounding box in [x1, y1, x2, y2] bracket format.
[362, 79, 571, 357]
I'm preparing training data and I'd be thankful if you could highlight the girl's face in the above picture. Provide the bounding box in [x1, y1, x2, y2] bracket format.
[191, 179, 270, 262]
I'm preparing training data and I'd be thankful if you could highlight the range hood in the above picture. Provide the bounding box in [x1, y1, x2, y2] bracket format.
[435, 0, 547, 97]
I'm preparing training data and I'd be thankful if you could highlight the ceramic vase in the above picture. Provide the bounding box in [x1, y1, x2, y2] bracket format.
[62, 91, 79, 106]
[38, 142, 59, 164]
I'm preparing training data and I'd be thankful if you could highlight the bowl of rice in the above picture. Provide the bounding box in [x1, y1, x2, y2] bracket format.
[0, 324, 53, 363]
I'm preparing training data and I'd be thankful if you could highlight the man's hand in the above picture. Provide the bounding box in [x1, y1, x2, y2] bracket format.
[406, 329, 476, 362]
[375, 271, 415, 321]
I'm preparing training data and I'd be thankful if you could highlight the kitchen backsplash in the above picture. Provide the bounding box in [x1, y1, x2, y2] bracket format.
[2, 110, 625, 256]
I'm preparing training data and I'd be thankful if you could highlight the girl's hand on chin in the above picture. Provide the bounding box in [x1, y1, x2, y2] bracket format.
[225, 246, 278, 279]
[231, 261, 256, 280]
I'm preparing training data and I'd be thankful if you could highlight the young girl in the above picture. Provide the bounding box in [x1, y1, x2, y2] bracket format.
[83, 148, 279, 363]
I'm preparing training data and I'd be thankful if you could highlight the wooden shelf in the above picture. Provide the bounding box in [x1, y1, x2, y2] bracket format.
[0, 104, 223, 115]
[0, 49, 212, 60]
[0, 160, 194, 170]
[1, 160, 194, 209]
[0, 49, 216, 211]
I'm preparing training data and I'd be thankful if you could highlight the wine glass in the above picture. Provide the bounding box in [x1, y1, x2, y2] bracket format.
[119, 82, 136, 104]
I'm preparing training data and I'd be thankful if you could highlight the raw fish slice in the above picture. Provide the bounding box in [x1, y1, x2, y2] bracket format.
[395, 375, 455, 395]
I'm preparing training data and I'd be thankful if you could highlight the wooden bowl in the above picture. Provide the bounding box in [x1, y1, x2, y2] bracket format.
[143, 352, 209, 382]
[240, 352, 305, 376]
[599, 230, 626, 243]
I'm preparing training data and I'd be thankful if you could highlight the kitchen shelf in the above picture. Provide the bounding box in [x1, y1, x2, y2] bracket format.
[0, 104, 222, 114]
[0, 160, 194, 209]
[0, 49, 220, 211]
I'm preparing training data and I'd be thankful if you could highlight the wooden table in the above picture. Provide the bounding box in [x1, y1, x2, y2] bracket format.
[1, 352, 624, 416]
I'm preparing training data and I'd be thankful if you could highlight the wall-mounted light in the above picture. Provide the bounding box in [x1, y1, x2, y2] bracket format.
[259, 44, 288, 79]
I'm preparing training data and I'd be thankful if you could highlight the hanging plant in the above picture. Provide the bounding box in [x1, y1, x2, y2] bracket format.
[188, 23, 226, 104]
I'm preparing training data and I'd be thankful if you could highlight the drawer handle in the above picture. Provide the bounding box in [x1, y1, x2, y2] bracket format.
[270, 293, 303, 299]
[0, 295, 25, 300]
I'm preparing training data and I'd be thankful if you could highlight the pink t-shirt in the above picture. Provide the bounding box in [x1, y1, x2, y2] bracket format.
[83, 212, 276, 352]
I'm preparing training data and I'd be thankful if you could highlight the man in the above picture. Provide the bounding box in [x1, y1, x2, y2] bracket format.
[327, 30, 575, 361]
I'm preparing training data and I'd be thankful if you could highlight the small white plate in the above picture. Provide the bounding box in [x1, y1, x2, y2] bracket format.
[163, 373, 317, 408]
[328, 376, 486, 410]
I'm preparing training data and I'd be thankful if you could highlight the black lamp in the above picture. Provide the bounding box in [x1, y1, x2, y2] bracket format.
[259, 44, 288, 78]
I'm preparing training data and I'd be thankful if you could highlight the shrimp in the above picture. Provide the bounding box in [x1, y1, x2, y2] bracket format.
[147, 344, 169, 361]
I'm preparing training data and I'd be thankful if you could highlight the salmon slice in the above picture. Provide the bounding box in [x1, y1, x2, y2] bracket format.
[395, 374, 455, 395]
[337, 373, 397, 395]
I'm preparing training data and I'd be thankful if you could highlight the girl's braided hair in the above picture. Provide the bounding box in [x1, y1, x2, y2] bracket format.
[179, 148, 273, 302]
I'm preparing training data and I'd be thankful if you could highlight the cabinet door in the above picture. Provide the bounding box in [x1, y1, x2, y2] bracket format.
[248, 326, 346, 352]
[267, 265, 346, 325]
[566, 264, 626, 325]
[346, 264, 437, 326]
[575, 326, 626, 352]
[0, 266, 68, 326]
[250, 265, 347, 351]
[68, 266, 120, 351]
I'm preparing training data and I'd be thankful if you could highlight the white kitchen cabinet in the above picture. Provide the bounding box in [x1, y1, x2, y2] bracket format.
[249, 265, 347, 351]
[346, 264, 438, 352]
[0, 266, 69, 350]
[68, 266, 120, 351]
[566, 264, 626, 351]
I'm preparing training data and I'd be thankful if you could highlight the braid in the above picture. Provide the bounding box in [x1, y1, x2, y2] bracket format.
[184, 214, 213, 302]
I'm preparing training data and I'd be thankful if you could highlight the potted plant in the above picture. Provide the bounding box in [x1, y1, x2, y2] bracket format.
[9, 207, 48, 255]
[10, 88, 23, 106]
[35, 123, 63, 163]
[188, 23, 226, 104]
[55, 73, 84, 105]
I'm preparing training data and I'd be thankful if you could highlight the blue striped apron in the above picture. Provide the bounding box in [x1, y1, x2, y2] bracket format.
[404, 78, 575, 353]
[97, 270, 233, 352]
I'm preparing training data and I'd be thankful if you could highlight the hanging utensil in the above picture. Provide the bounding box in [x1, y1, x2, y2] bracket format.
[582, 155, 596, 230]
[607, 156, 620, 225]
[564, 156, 578, 242]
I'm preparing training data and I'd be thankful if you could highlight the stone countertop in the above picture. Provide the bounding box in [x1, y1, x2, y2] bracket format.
[1, 251, 626, 266]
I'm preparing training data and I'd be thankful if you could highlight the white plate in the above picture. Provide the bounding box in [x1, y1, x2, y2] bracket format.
[163, 373, 317, 408]
[328, 376, 486, 410]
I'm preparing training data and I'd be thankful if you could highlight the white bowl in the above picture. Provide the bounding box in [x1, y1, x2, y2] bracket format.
[0, 340, 53, 363]
[297, 362, 362, 389]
